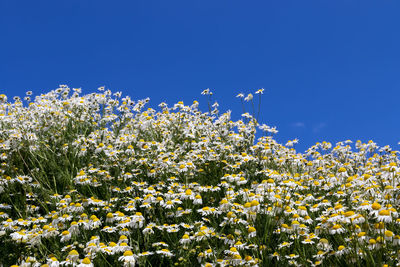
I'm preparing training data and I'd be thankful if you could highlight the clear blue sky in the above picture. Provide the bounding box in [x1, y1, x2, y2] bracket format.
[1, 0, 399, 152]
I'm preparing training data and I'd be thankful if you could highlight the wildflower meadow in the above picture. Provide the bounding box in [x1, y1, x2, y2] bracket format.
[0, 86, 399, 266]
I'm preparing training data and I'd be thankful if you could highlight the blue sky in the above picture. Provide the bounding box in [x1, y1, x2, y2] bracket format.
[1, 0, 399, 152]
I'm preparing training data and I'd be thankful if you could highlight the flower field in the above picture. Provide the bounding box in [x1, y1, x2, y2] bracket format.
[0, 86, 399, 266]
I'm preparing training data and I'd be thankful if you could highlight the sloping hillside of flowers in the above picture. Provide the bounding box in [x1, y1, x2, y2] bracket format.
[0, 86, 399, 266]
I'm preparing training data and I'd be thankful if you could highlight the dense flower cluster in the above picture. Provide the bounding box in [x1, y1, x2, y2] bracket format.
[0, 86, 399, 266]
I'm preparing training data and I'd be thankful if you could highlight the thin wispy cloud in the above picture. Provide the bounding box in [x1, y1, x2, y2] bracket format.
[312, 122, 327, 133]
[291, 122, 305, 128]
